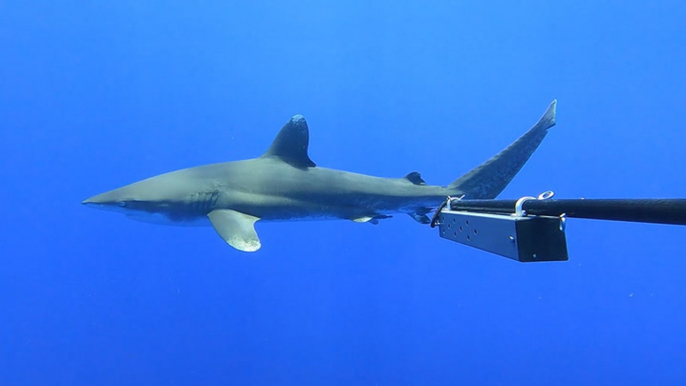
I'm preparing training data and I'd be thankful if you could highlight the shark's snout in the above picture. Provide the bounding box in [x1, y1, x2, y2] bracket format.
[82, 192, 133, 215]
[82, 198, 101, 206]
[82, 190, 123, 210]
[82, 195, 107, 210]
[82, 192, 107, 205]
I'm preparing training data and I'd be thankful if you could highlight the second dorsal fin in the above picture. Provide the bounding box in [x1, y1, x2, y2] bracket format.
[403, 172, 426, 185]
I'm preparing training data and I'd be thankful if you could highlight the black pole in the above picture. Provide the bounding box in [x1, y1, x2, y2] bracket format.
[446, 199, 686, 226]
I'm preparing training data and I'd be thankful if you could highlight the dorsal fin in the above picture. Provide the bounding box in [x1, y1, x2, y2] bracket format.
[261, 115, 316, 169]
[403, 171, 426, 185]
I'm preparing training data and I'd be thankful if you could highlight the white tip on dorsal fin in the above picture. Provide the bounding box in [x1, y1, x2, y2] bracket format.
[261, 115, 316, 169]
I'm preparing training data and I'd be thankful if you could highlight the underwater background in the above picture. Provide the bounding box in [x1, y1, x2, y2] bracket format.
[2, 1, 686, 385]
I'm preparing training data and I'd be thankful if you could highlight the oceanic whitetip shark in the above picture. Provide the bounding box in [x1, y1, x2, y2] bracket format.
[83, 101, 557, 252]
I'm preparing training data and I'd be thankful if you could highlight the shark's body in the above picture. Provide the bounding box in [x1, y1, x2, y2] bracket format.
[83, 101, 557, 252]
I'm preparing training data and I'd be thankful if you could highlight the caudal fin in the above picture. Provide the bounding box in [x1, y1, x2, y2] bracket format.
[448, 100, 557, 199]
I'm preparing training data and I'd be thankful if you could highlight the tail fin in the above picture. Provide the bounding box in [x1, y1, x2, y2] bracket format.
[448, 100, 557, 199]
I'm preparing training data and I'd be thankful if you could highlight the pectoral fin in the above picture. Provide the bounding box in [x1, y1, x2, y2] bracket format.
[208, 209, 262, 252]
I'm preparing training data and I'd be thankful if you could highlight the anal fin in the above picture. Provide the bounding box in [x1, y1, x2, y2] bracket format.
[408, 212, 431, 224]
[208, 209, 261, 252]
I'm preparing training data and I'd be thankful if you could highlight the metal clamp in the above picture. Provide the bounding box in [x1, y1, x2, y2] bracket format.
[430, 194, 465, 228]
[514, 190, 555, 217]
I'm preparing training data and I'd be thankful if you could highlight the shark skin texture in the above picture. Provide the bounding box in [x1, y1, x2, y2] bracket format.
[83, 101, 557, 252]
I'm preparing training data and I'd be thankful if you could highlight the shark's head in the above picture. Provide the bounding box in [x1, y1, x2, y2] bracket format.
[82, 186, 161, 215]
[82, 172, 214, 224]
[82, 178, 169, 215]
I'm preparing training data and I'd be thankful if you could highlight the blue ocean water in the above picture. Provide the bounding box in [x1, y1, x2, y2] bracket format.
[2, 1, 686, 384]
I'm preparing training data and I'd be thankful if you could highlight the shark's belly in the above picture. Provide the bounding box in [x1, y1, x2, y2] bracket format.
[126, 211, 212, 227]
[226, 193, 441, 222]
